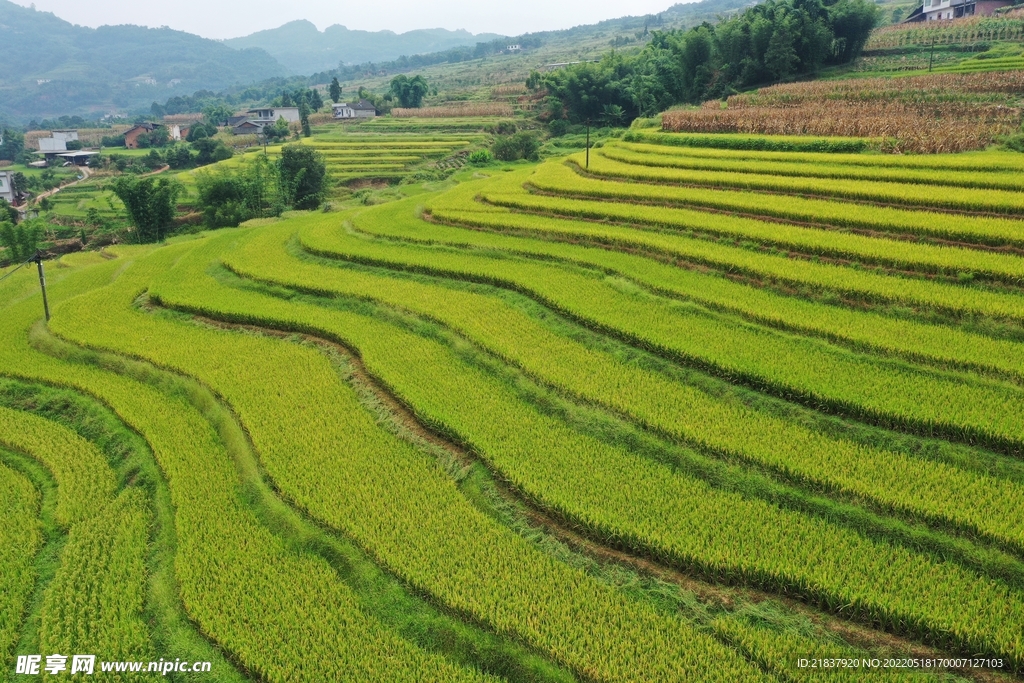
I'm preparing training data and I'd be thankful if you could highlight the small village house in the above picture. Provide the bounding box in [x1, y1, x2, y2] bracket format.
[907, 0, 1012, 20]
[332, 100, 377, 119]
[247, 107, 301, 124]
[38, 137, 67, 153]
[122, 122, 161, 149]
[35, 128, 80, 153]
[232, 120, 265, 135]
[0, 171, 14, 204]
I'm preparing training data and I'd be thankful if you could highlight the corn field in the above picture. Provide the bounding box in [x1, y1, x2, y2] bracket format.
[665, 72, 1024, 152]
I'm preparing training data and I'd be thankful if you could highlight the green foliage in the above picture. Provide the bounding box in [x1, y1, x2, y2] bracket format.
[300, 101, 312, 138]
[10, 172, 27, 199]
[192, 138, 234, 166]
[539, 0, 879, 122]
[492, 133, 540, 162]
[109, 175, 182, 243]
[0, 198, 18, 225]
[329, 77, 342, 103]
[0, 129, 24, 162]
[165, 144, 196, 170]
[309, 88, 324, 113]
[0, 218, 41, 263]
[278, 145, 326, 210]
[135, 126, 171, 149]
[100, 133, 126, 148]
[195, 156, 279, 228]
[262, 116, 291, 142]
[390, 74, 430, 108]
[186, 123, 216, 142]
[203, 103, 235, 128]
[468, 149, 493, 165]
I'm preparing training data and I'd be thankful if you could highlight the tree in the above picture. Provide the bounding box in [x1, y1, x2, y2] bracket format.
[491, 133, 539, 161]
[329, 77, 342, 103]
[263, 116, 290, 142]
[0, 198, 18, 224]
[136, 126, 170, 149]
[109, 175, 182, 243]
[195, 154, 278, 228]
[765, 25, 799, 81]
[299, 101, 312, 137]
[11, 173, 28, 201]
[186, 123, 211, 142]
[538, 0, 877, 120]
[203, 103, 235, 128]
[0, 129, 24, 162]
[278, 145, 326, 211]
[166, 144, 195, 169]
[0, 218, 41, 264]
[192, 138, 233, 166]
[310, 89, 324, 112]
[389, 74, 429, 108]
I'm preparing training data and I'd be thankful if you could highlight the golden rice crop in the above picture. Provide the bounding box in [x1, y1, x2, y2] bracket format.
[392, 103, 514, 117]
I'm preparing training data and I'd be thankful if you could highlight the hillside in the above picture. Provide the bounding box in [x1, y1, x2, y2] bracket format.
[312, 0, 758, 103]
[225, 20, 503, 75]
[0, 0, 285, 122]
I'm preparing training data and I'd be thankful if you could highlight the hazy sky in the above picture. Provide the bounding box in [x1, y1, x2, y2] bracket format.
[10, 0, 680, 39]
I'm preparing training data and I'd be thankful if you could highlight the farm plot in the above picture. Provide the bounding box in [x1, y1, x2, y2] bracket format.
[4, 129, 1024, 681]
[188, 131, 479, 192]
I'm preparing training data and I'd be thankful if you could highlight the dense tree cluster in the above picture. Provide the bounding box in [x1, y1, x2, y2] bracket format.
[389, 75, 429, 108]
[534, 0, 878, 122]
[109, 176, 182, 243]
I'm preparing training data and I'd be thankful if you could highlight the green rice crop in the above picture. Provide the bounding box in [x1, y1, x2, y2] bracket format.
[38, 490, 152, 671]
[304, 213, 1024, 453]
[362, 197, 1024, 380]
[605, 142, 1024, 191]
[225, 220, 1024, 551]
[140, 228, 1024, 667]
[478, 187, 1024, 282]
[621, 131, 872, 152]
[430, 180, 1024, 322]
[0, 253, 492, 683]
[577, 150, 1024, 214]
[528, 161, 1024, 247]
[0, 406, 117, 527]
[613, 140, 1024, 172]
[0, 461, 42, 668]
[54, 234, 763, 683]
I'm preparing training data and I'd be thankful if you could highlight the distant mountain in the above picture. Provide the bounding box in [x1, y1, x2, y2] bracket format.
[225, 20, 504, 75]
[0, 0, 285, 121]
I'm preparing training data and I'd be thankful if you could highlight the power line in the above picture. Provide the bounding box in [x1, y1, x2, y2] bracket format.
[0, 255, 35, 284]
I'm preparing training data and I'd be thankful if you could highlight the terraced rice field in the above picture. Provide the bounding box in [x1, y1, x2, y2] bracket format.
[3, 132, 1024, 682]
[183, 129, 482, 195]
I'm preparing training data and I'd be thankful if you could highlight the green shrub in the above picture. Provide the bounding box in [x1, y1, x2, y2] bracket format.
[548, 120, 570, 137]
[468, 150, 493, 165]
[492, 133, 539, 162]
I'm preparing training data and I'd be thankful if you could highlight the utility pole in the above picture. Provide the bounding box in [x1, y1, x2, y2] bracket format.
[32, 251, 50, 321]
[585, 118, 591, 169]
[928, 36, 936, 72]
